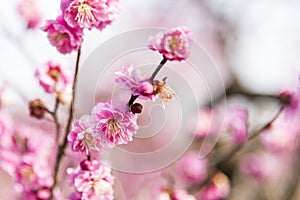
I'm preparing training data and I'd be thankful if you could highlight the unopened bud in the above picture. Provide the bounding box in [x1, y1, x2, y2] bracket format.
[80, 159, 100, 171]
[278, 91, 292, 105]
[130, 103, 143, 114]
[29, 99, 46, 119]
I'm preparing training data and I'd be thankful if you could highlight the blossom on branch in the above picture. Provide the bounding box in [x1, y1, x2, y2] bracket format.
[68, 115, 103, 156]
[115, 65, 156, 100]
[35, 61, 71, 94]
[68, 159, 114, 200]
[148, 27, 193, 61]
[153, 187, 195, 200]
[42, 16, 83, 54]
[61, 0, 120, 30]
[17, 0, 41, 29]
[92, 102, 138, 147]
[115, 66, 175, 101]
[176, 152, 208, 185]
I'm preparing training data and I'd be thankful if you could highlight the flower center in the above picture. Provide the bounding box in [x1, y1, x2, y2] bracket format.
[105, 118, 120, 139]
[94, 179, 110, 195]
[47, 68, 61, 81]
[51, 32, 69, 47]
[107, 119, 120, 131]
[74, 1, 97, 25]
[153, 80, 175, 101]
[20, 165, 35, 182]
[168, 36, 182, 50]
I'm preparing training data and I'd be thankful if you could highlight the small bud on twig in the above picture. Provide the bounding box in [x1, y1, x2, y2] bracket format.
[29, 99, 46, 119]
[130, 103, 143, 114]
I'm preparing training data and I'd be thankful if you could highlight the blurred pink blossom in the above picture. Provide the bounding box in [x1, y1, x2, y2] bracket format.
[225, 108, 248, 144]
[193, 108, 216, 138]
[281, 76, 300, 117]
[194, 107, 248, 144]
[42, 16, 83, 54]
[115, 65, 156, 100]
[17, 0, 41, 29]
[153, 188, 195, 200]
[15, 154, 53, 200]
[240, 152, 285, 181]
[172, 189, 196, 200]
[261, 119, 300, 152]
[91, 102, 138, 147]
[67, 159, 114, 200]
[148, 26, 193, 61]
[35, 61, 71, 94]
[68, 115, 103, 156]
[199, 173, 230, 200]
[61, 0, 120, 30]
[176, 152, 208, 185]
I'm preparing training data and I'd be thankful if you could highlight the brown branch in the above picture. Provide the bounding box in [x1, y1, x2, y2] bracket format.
[49, 46, 81, 199]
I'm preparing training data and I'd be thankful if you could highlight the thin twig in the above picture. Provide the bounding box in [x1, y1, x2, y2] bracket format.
[49, 46, 81, 199]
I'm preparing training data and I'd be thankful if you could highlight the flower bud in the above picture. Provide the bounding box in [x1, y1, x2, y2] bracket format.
[278, 91, 292, 105]
[29, 99, 46, 119]
[130, 103, 143, 114]
[80, 159, 100, 171]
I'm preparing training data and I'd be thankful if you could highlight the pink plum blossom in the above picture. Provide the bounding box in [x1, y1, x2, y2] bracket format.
[68, 159, 115, 200]
[115, 65, 149, 90]
[177, 152, 208, 185]
[172, 189, 196, 200]
[261, 119, 300, 152]
[199, 173, 230, 200]
[224, 107, 248, 144]
[92, 102, 138, 147]
[17, 0, 41, 29]
[42, 15, 83, 54]
[148, 27, 193, 61]
[15, 155, 53, 200]
[68, 115, 103, 156]
[115, 65, 156, 100]
[35, 61, 71, 94]
[240, 152, 285, 181]
[115, 66, 175, 101]
[193, 107, 248, 144]
[193, 108, 216, 138]
[61, 0, 120, 30]
[153, 188, 195, 200]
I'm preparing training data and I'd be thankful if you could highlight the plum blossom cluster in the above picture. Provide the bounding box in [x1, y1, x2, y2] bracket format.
[35, 61, 71, 95]
[0, 108, 60, 199]
[68, 102, 138, 157]
[67, 159, 115, 200]
[42, 0, 120, 54]
[68, 27, 193, 158]
[66, 26, 193, 199]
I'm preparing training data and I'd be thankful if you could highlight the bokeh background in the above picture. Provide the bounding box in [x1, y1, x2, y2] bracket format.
[1, 0, 300, 199]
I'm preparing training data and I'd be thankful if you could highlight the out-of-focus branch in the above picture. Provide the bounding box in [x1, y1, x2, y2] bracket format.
[215, 104, 285, 167]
